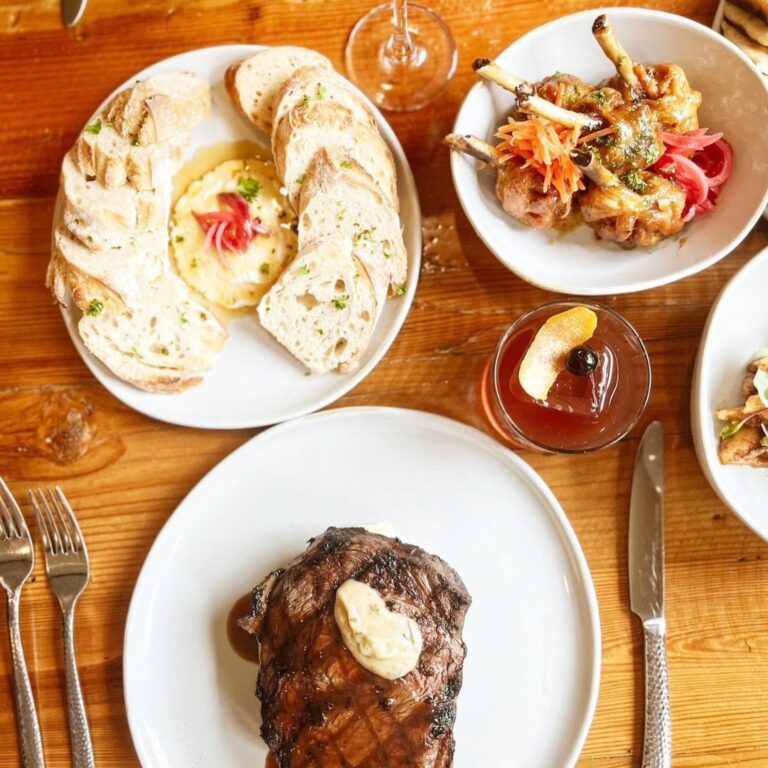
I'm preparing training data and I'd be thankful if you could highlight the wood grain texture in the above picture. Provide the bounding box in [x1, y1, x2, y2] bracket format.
[3, 0, 768, 766]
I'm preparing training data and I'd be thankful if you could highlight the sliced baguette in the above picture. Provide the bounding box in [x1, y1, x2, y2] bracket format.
[105, 71, 211, 145]
[725, 0, 768, 45]
[273, 101, 398, 210]
[271, 66, 375, 147]
[299, 149, 406, 300]
[53, 226, 167, 311]
[723, 19, 768, 72]
[61, 151, 168, 250]
[257, 239, 377, 374]
[78, 273, 227, 393]
[226, 46, 333, 134]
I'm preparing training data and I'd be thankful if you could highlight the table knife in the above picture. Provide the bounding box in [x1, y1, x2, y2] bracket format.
[61, 0, 87, 28]
[629, 421, 671, 768]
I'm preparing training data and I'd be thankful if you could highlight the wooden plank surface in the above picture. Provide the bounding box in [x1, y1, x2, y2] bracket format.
[3, 0, 768, 765]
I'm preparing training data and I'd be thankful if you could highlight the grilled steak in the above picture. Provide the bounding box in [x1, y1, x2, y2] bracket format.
[239, 527, 471, 768]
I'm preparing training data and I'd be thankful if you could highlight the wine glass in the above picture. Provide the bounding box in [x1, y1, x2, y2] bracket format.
[345, 1, 457, 112]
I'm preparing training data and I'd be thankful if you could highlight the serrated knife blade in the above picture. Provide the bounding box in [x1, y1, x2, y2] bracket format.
[629, 420, 665, 622]
[629, 420, 671, 768]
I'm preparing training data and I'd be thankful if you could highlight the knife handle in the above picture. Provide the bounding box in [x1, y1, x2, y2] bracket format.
[642, 619, 672, 768]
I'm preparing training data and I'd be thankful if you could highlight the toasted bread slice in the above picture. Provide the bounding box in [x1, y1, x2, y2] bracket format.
[61, 151, 168, 250]
[730, 0, 768, 24]
[299, 150, 406, 300]
[723, 19, 768, 72]
[271, 66, 374, 146]
[105, 71, 211, 146]
[258, 239, 377, 374]
[273, 101, 398, 210]
[725, 1, 768, 45]
[53, 226, 167, 310]
[78, 273, 227, 393]
[226, 46, 333, 134]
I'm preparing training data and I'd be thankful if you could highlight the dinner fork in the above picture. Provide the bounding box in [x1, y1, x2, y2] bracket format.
[0, 477, 46, 768]
[29, 487, 94, 768]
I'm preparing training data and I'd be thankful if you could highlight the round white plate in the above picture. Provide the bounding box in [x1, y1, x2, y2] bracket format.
[55, 46, 421, 429]
[693, 247, 768, 540]
[124, 407, 601, 768]
[451, 7, 768, 295]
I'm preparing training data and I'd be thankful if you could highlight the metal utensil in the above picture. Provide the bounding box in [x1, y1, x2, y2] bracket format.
[629, 421, 671, 768]
[29, 487, 94, 768]
[0, 477, 46, 768]
[61, 0, 87, 28]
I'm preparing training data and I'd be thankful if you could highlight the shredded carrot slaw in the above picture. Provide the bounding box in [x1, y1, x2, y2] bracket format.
[495, 116, 584, 203]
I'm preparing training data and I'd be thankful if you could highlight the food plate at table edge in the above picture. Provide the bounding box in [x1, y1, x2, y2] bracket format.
[450, 7, 768, 295]
[124, 407, 601, 768]
[50, 44, 421, 429]
[693, 244, 768, 541]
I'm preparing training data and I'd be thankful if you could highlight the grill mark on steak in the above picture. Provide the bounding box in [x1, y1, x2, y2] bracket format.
[240, 527, 471, 768]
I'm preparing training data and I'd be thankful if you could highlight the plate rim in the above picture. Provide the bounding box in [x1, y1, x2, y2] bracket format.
[691, 245, 768, 540]
[450, 6, 768, 296]
[123, 405, 602, 768]
[53, 43, 422, 430]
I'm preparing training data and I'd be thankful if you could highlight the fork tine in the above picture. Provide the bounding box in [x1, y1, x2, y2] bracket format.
[0, 477, 20, 538]
[28, 490, 53, 553]
[39, 489, 63, 554]
[55, 487, 85, 554]
[47, 488, 75, 554]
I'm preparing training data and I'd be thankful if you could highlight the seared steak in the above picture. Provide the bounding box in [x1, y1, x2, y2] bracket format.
[240, 527, 471, 768]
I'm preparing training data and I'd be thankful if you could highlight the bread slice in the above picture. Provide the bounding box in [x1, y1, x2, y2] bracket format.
[271, 66, 374, 147]
[105, 71, 211, 146]
[53, 226, 167, 310]
[723, 19, 768, 72]
[258, 239, 377, 374]
[725, 0, 768, 45]
[226, 46, 333, 134]
[299, 150, 406, 300]
[61, 151, 168, 250]
[273, 101, 398, 211]
[730, 0, 768, 24]
[78, 273, 227, 393]
[77, 122, 181, 191]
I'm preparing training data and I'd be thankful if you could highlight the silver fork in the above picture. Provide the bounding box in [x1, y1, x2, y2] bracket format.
[0, 477, 46, 768]
[29, 487, 95, 768]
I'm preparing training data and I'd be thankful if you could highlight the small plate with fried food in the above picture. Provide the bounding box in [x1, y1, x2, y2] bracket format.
[693, 245, 768, 540]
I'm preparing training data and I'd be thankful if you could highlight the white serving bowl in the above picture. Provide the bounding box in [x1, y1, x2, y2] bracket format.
[451, 7, 768, 295]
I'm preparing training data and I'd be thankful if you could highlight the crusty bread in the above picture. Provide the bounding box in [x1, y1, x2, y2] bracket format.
[226, 47, 333, 135]
[723, 19, 768, 73]
[61, 151, 168, 251]
[724, 1, 768, 45]
[53, 226, 167, 310]
[105, 71, 211, 146]
[257, 239, 378, 374]
[730, 0, 768, 24]
[299, 150, 406, 300]
[273, 101, 398, 211]
[78, 273, 227, 393]
[271, 66, 375, 147]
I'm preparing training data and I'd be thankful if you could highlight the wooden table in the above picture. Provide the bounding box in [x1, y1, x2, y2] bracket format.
[2, 0, 767, 765]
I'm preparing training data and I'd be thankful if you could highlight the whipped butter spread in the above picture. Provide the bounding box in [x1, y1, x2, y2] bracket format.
[334, 579, 422, 680]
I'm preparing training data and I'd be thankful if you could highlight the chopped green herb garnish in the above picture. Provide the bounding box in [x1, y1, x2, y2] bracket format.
[591, 90, 607, 106]
[175, 235, 184, 243]
[337, 209, 346, 221]
[86, 299, 104, 316]
[260, 262, 271, 275]
[302, 94, 311, 106]
[295, 175, 305, 186]
[85, 119, 103, 135]
[622, 170, 650, 194]
[237, 176, 262, 202]
[383, 251, 392, 259]
[317, 83, 327, 100]
[332, 297, 347, 310]
[299, 265, 310, 275]
[180, 314, 189, 325]
[353, 227, 376, 244]
[395, 283, 406, 296]
[190, 258, 198, 269]
[340, 160, 352, 169]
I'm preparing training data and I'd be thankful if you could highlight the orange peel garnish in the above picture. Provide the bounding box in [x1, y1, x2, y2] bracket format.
[518, 306, 598, 401]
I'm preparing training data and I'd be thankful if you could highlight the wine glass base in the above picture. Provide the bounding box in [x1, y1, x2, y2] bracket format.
[345, 3, 457, 112]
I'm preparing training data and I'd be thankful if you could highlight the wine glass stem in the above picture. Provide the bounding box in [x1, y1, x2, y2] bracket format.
[387, 0, 415, 62]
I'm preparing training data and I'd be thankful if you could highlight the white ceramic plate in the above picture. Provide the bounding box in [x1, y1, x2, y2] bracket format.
[54, 46, 421, 429]
[451, 7, 768, 295]
[693, 247, 768, 540]
[124, 407, 601, 768]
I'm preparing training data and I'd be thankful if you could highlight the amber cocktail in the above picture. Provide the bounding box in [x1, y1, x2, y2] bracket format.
[483, 301, 651, 453]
